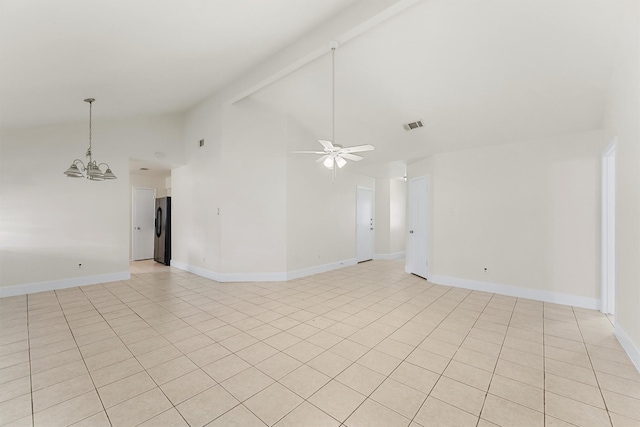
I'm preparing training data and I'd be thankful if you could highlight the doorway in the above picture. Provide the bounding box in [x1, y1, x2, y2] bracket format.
[356, 187, 374, 262]
[132, 187, 156, 260]
[601, 140, 616, 315]
[407, 176, 429, 279]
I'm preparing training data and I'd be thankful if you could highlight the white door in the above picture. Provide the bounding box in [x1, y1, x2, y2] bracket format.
[357, 187, 374, 262]
[408, 176, 429, 279]
[132, 187, 156, 260]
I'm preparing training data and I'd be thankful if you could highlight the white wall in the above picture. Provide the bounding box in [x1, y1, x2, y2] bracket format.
[171, 96, 376, 279]
[602, 0, 640, 367]
[0, 113, 184, 292]
[408, 130, 601, 304]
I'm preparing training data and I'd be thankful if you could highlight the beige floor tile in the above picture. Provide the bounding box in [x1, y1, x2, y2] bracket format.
[336, 363, 386, 396]
[545, 373, 605, 408]
[283, 340, 324, 363]
[127, 335, 171, 356]
[545, 357, 598, 386]
[255, 351, 302, 380]
[243, 382, 303, 425]
[357, 349, 402, 376]
[443, 360, 492, 391]
[453, 347, 498, 372]
[413, 396, 478, 427]
[597, 371, 640, 400]
[370, 377, 427, 419]
[0, 376, 30, 403]
[545, 345, 592, 369]
[173, 333, 215, 354]
[274, 401, 340, 427]
[137, 344, 183, 369]
[545, 391, 611, 427]
[0, 362, 30, 385]
[69, 411, 111, 427]
[176, 385, 239, 426]
[221, 367, 275, 401]
[430, 376, 486, 416]
[33, 390, 103, 427]
[79, 337, 124, 358]
[609, 412, 640, 427]
[160, 369, 216, 405]
[494, 358, 544, 389]
[375, 338, 416, 359]
[205, 404, 267, 427]
[489, 373, 544, 412]
[307, 350, 352, 378]
[481, 394, 543, 427]
[330, 339, 370, 361]
[202, 353, 251, 382]
[592, 356, 640, 382]
[264, 332, 302, 351]
[389, 361, 439, 394]
[32, 373, 94, 412]
[306, 330, 343, 349]
[236, 341, 279, 365]
[0, 393, 32, 426]
[148, 355, 198, 385]
[602, 390, 640, 421]
[344, 398, 410, 427]
[187, 343, 231, 367]
[308, 380, 367, 422]
[406, 348, 450, 374]
[107, 387, 173, 427]
[0, 350, 29, 370]
[90, 357, 144, 388]
[500, 345, 544, 370]
[31, 359, 88, 391]
[84, 347, 133, 371]
[280, 365, 331, 399]
[97, 371, 156, 408]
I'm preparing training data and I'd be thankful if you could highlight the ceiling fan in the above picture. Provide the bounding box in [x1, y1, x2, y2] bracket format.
[293, 41, 374, 177]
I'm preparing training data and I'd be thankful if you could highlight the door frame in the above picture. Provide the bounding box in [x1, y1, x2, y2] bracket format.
[406, 175, 430, 279]
[601, 139, 616, 314]
[131, 186, 157, 261]
[356, 186, 375, 263]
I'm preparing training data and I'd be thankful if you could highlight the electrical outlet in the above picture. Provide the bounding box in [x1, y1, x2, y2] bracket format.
[77, 263, 83, 270]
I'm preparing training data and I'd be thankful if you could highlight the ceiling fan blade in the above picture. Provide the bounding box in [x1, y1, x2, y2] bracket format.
[318, 139, 334, 150]
[339, 144, 375, 154]
[340, 153, 363, 162]
[316, 155, 330, 163]
[292, 151, 326, 154]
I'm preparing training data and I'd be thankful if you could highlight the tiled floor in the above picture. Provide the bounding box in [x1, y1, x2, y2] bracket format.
[1, 260, 639, 427]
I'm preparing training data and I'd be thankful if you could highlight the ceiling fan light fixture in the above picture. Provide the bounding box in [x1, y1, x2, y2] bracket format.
[335, 156, 347, 168]
[323, 156, 335, 169]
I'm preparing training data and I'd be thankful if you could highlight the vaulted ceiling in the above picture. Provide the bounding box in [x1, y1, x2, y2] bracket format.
[1, 0, 623, 177]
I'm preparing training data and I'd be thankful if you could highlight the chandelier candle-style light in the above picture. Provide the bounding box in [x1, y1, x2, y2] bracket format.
[63, 98, 117, 181]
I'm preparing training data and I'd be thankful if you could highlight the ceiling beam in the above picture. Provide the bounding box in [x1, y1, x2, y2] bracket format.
[212, 0, 420, 106]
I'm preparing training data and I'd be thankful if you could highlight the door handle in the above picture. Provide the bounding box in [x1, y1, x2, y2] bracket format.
[370, 228, 374, 230]
[409, 230, 414, 234]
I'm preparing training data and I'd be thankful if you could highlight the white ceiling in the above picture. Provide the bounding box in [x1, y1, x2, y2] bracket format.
[1, 0, 623, 178]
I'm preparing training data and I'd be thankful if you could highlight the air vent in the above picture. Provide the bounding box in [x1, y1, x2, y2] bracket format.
[404, 120, 424, 131]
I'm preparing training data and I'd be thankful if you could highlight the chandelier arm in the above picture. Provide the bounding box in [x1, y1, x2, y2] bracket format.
[72, 159, 87, 170]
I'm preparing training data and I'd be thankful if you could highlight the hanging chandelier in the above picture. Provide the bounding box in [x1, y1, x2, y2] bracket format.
[63, 98, 117, 180]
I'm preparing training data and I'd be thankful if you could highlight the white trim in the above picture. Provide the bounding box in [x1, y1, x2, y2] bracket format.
[171, 258, 358, 283]
[430, 274, 599, 310]
[615, 321, 640, 374]
[0, 271, 131, 298]
[373, 251, 405, 260]
[287, 259, 358, 280]
[601, 138, 616, 314]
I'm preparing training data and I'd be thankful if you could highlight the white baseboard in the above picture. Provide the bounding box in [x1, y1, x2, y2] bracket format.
[429, 274, 600, 310]
[170, 258, 358, 283]
[373, 251, 405, 260]
[615, 321, 640, 374]
[286, 259, 358, 280]
[0, 271, 131, 298]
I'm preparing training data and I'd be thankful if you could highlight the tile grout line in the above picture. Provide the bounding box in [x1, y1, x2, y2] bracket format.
[571, 306, 614, 427]
[473, 294, 517, 427]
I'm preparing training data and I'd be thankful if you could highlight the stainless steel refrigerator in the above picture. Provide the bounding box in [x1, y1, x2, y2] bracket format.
[154, 196, 171, 265]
